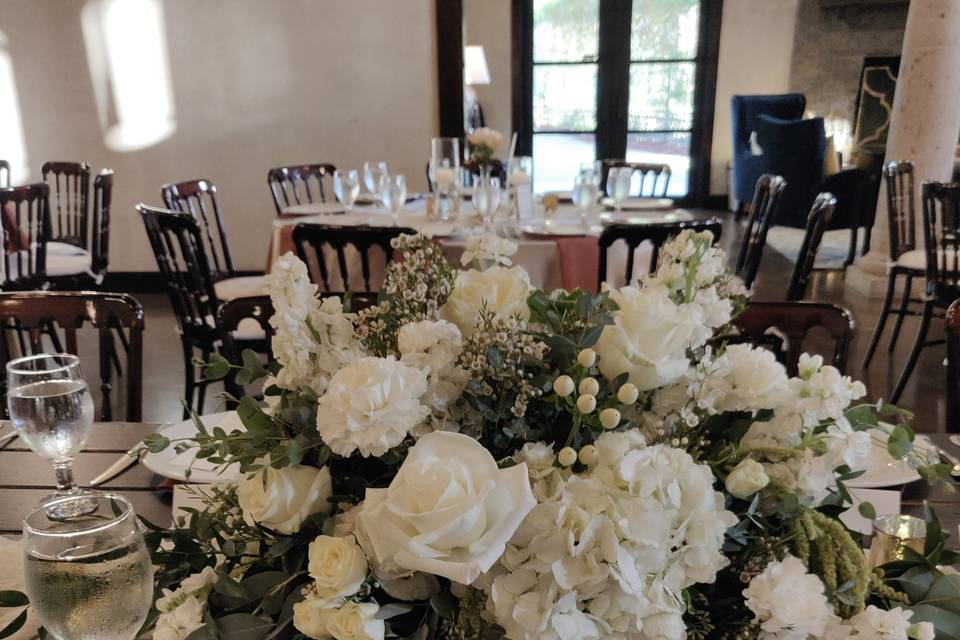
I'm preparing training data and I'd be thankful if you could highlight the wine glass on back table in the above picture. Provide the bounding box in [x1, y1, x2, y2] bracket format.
[381, 174, 407, 226]
[23, 493, 154, 640]
[573, 173, 599, 229]
[363, 161, 388, 202]
[333, 169, 360, 214]
[7, 354, 95, 518]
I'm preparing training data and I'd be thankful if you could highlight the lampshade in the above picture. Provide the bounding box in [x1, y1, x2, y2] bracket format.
[464, 45, 491, 86]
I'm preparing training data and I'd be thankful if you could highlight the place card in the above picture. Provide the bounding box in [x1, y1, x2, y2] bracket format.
[840, 488, 901, 536]
[516, 183, 534, 220]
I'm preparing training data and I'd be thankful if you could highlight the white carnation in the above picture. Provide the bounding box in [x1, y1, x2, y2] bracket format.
[700, 344, 791, 413]
[316, 356, 430, 457]
[398, 320, 468, 418]
[743, 555, 838, 639]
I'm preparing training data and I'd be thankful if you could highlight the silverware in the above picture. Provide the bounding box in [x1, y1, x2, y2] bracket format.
[934, 444, 960, 477]
[949, 434, 960, 449]
[89, 444, 146, 487]
[0, 430, 19, 448]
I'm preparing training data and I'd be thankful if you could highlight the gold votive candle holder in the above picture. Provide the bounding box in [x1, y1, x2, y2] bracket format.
[867, 514, 926, 568]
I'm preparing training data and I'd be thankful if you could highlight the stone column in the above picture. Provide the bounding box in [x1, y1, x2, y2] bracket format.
[846, 0, 960, 297]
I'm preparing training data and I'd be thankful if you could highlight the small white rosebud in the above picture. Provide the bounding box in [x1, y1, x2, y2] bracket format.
[577, 348, 597, 368]
[576, 394, 597, 414]
[553, 375, 575, 397]
[599, 408, 621, 430]
[578, 377, 599, 396]
[558, 446, 577, 467]
[617, 383, 639, 404]
[578, 445, 598, 466]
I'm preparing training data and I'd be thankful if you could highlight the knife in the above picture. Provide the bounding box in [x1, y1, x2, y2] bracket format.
[0, 430, 19, 448]
[89, 444, 146, 487]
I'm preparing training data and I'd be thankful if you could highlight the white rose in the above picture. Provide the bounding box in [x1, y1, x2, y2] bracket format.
[725, 458, 770, 499]
[237, 462, 332, 534]
[359, 431, 536, 585]
[316, 356, 430, 457]
[308, 535, 368, 599]
[440, 266, 532, 335]
[294, 598, 385, 640]
[595, 285, 697, 391]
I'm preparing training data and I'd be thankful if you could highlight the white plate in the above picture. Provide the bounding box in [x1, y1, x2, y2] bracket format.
[521, 220, 601, 236]
[846, 431, 935, 488]
[601, 197, 674, 211]
[142, 411, 244, 483]
[283, 202, 345, 216]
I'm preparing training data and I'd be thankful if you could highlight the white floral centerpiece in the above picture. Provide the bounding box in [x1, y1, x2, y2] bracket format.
[99, 231, 960, 640]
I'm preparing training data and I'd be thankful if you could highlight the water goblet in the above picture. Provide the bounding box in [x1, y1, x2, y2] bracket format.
[608, 167, 633, 213]
[7, 354, 96, 519]
[333, 169, 360, 214]
[23, 493, 155, 640]
[472, 174, 502, 231]
[572, 173, 599, 229]
[363, 161, 388, 201]
[381, 174, 408, 226]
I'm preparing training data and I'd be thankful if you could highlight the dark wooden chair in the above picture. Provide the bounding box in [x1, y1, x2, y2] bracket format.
[862, 161, 926, 368]
[734, 174, 786, 289]
[890, 181, 960, 403]
[139, 204, 263, 417]
[599, 160, 672, 198]
[785, 192, 836, 301]
[0, 292, 144, 421]
[292, 224, 416, 291]
[0, 160, 9, 188]
[0, 183, 50, 291]
[268, 164, 337, 215]
[728, 301, 854, 377]
[597, 218, 722, 289]
[946, 299, 960, 433]
[42, 162, 90, 250]
[161, 178, 264, 301]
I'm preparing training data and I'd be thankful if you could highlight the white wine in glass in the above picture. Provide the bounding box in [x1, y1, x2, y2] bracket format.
[23, 493, 155, 640]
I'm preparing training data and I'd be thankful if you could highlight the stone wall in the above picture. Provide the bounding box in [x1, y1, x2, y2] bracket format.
[789, 0, 907, 147]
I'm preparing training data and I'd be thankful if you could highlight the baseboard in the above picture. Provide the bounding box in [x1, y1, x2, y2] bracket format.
[101, 271, 264, 294]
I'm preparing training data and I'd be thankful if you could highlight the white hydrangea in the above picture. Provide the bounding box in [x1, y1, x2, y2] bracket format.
[460, 235, 518, 269]
[154, 566, 217, 640]
[316, 356, 430, 457]
[825, 605, 935, 640]
[487, 431, 736, 640]
[266, 253, 365, 395]
[743, 555, 838, 640]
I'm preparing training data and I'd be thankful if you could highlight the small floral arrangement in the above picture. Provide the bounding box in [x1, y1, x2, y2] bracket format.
[131, 230, 960, 640]
[465, 128, 504, 168]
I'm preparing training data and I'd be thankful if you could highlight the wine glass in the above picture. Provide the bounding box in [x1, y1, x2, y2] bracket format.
[608, 167, 633, 213]
[579, 161, 602, 187]
[23, 493, 155, 640]
[7, 354, 95, 518]
[572, 173, 599, 229]
[333, 169, 360, 214]
[363, 161, 388, 201]
[473, 174, 502, 231]
[381, 174, 408, 226]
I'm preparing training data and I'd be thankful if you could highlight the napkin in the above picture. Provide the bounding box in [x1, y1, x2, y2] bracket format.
[840, 488, 901, 536]
[0, 537, 39, 640]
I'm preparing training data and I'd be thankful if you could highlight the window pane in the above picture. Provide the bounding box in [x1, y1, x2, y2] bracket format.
[626, 132, 690, 197]
[533, 133, 595, 193]
[534, 64, 597, 131]
[628, 62, 694, 131]
[631, 0, 699, 61]
[534, 0, 599, 62]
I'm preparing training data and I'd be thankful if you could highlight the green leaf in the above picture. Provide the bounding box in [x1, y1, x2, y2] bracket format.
[429, 591, 457, 620]
[0, 609, 28, 639]
[235, 350, 268, 386]
[143, 432, 171, 453]
[857, 501, 876, 520]
[376, 603, 414, 619]
[887, 425, 915, 459]
[286, 440, 303, 465]
[214, 571, 249, 600]
[215, 613, 273, 640]
[0, 592, 28, 608]
[203, 353, 232, 380]
[236, 397, 273, 433]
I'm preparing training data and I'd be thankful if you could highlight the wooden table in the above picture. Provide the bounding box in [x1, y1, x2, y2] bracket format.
[1, 423, 958, 541]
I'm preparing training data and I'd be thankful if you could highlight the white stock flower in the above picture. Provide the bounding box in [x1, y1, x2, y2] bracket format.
[154, 566, 217, 640]
[595, 285, 698, 391]
[743, 555, 838, 640]
[398, 320, 468, 416]
[294, 597, 384, 640]
[825, 605, 933, 640]
[785, 355, 868, 424]
[359, 431, 536, 585]
[307, 535, 368, 599]
[460, 235, 518, 268]
[266, 253, 364, 394]
[440, 265, 532, 335]
[316, 356, 430, 457]
[725, 458, 770, 499]
[701, 344, 791, 413]
[237, 462, 333, 534]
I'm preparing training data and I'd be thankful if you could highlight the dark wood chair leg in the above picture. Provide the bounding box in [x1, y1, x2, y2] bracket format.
[845, 225, 858, 268]
[862, 269, 897, 368]
[182, 342, 196, 420]
[195, 349, 211, 415]
[888, 272, 914, 352]
[862, 225, 872, 256]
[890, 300, 934, 404]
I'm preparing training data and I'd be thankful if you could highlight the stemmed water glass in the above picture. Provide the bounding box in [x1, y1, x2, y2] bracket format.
[381, 174, 407, 226]
[607, 167, 633, 213]
[573, 173, 599, 229]
[22, 493, 155, 640]
[333, 169, 360, 214]
[7, 354, 96, 519]
[473, 173, 502, 231]
[363, 161, 388, 202]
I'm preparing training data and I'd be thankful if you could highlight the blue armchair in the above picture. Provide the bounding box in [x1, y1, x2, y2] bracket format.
[730, 94, 807, 209]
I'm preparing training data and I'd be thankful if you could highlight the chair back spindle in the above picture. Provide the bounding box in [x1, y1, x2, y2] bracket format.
[161, 179, 235, 281]
[292, 224, 415, 292]
[884, 160, 917, 261]
[41, 162, 90, 249]
[735, 174, 786, 288]
[90, 170, 114, 280]
[0, 183, 50, 290]
[0, 160, 9, 188]
[600, 160, 672, 198]
[786, 192, 836, 301]
[268, 164, 337, 214]
[921, 181, 960, 303]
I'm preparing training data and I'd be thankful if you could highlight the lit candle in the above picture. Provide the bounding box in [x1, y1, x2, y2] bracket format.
[511, 170, 532, 185]
[435, 167, 456, 189]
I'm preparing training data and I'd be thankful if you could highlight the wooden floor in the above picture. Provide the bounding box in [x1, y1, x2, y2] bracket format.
[124, 212, 948, 432]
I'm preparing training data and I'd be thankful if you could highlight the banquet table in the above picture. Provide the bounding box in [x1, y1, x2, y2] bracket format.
[266, 198, 706, 292]
[2, 422, 960, 541]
